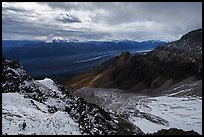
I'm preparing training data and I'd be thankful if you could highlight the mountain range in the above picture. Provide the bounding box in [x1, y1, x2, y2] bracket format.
[3, 40, 166, 78]
[65, 29, 202, 96]
[2, 28, 202, 135]
[4, 40, 166, 59]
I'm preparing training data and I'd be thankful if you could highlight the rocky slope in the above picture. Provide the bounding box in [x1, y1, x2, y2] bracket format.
[2, 57, 143, 135]
[2, 58, 200, 136]
[65, 29, 202, 96]
[150, 128, 200, 135]
[2, 56, 38, 93]
[71, 87, 202, 135]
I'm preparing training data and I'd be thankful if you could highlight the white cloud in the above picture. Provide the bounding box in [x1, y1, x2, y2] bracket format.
[2, 2, 202, 41]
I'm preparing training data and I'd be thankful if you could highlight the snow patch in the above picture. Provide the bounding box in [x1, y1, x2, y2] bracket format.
[2, 93, 81, 135]
[133, 96, 202, 134]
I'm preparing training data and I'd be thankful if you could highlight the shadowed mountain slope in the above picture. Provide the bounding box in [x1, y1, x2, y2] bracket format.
[65, 29, 202, 95]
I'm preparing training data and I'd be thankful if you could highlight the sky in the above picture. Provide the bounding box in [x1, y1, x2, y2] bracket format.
[2, 2, 202, 42]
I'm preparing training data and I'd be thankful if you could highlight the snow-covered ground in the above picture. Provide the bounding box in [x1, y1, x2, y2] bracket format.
[3, 77, 133, 135]
[2, 93, 81, 135]
[34, 78, 67, 111]
[2, 78, 81, 135]
[74, 87, 202, 135]
[2, 77, 202, 135]
[130, 95, 202, 134]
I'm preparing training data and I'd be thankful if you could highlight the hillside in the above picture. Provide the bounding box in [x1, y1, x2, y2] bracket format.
[2, 57, 144, 135]
[65, 29, 202, 96]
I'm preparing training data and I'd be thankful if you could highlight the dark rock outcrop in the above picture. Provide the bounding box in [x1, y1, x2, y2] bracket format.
[2, 57, 39, 93]
[150, 128, 200, 135]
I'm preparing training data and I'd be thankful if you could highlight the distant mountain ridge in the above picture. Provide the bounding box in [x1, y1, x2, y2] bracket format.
[65, 29, 202, 95]
[3, 40, 166, 60]
[2, 39, 166, 78]
[2, 40, 45, 52]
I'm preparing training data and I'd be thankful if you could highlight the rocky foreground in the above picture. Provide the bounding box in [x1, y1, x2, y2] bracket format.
[2, 57, 201, 135]
[2, 58, 142, 135]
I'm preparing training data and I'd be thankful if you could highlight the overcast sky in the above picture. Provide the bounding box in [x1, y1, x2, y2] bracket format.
[2, 2, 202, 42]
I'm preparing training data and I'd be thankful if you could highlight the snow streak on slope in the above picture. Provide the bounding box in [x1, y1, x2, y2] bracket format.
[2, 93, 81, 135]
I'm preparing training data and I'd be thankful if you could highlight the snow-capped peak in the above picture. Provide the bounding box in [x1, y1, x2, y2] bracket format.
[36, 77, 58, 90]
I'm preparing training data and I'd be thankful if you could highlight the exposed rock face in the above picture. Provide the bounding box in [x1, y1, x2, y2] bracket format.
[65, 29, 202, 95]
[150, 128, 200, 135]
[2, 56, 39, 93]
[149, 28, 202, 78]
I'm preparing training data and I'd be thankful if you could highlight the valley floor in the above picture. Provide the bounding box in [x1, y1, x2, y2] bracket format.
[72, 83, 202, 134]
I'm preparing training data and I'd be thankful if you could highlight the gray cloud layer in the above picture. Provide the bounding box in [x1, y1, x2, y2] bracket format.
[2, 2, 202, 41]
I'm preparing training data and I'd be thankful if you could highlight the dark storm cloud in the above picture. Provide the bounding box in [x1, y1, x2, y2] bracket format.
[56, 14, 81, 23]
